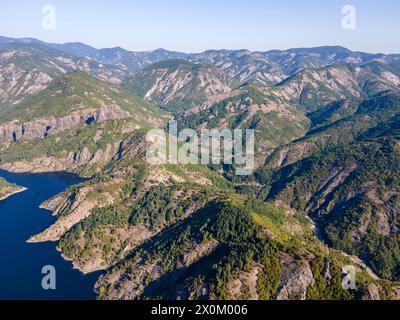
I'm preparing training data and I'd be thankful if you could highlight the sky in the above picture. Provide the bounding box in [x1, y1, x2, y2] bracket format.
[0, 0, 399, 54]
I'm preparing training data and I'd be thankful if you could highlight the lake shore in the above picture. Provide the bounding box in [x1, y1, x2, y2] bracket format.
[0, 169, 98, 299]
[0, 186, 28, 201]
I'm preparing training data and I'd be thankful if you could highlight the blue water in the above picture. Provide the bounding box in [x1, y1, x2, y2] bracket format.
[0, 170, 100, 300]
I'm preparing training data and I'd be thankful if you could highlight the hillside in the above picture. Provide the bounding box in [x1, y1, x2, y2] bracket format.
[123, 59, 233, 112]
[0, 71, 168, 175]
[24, 132, 400, 300]
[0, 36, 189, 73]
[0, 42, 129, 107]
[261, 138, 400, 282]
[178, 85, 309, 163]
[250, 90, 400, 282]
[191, 49, 286, 86]
[0, 71, 164, 123]
[1, 38, 400, 300]
[4, 37, 400, 91]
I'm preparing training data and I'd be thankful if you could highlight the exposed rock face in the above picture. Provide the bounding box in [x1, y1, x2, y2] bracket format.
[182, 239, 219, 267]
[192, 50, 286, 86]
[0, 64, 52, 104]
[141, 66, 230, 105]
[363, 283, 381, 300]
[303, 165, 358, 215]
[0, 142, 121, 174]
[27, 172, 153, 274]
[124, 60, 232, 110]
[276, 253, 315, 300]
[226, 264, 261, 300]
[27, 186, 99, 243]
[39, 193, 69, 213]
[28, 179, 118, 244]
[95, 239, 220, 300]
[0, 43, 129, 104]
[0, 105, 130, 143]
[392, 286, 400, 300]
[180, 89, 245, 118]
[275, 65, 362, 105]
[3, 41, 400, 301]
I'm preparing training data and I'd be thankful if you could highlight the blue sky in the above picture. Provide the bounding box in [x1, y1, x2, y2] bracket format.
[0, 0, 399, 53]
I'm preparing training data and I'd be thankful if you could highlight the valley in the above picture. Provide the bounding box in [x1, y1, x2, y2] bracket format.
[0, 36, 400, 300]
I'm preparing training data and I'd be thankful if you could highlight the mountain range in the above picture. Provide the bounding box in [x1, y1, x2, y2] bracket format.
[1, 35, 400, 300]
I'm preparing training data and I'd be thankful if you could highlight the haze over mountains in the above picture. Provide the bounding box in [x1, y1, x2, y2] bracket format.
[2, 35, 399, 104]
[1, 35, 400, 300]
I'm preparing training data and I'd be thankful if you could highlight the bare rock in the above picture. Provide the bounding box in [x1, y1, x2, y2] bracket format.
[276, 253, 315, 300]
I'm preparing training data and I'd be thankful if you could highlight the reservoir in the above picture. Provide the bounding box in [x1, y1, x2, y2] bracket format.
[0, 169, 99, 300]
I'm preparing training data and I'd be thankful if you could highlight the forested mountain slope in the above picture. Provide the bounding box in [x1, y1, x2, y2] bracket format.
[1, 38, 400, 300]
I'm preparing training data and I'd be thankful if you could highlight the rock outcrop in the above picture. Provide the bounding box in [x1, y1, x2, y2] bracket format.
[0, 142, 122, 174]
[0, 105, 130, 143]
[27, 186, 99, 243]
[276, 253, 315, 300]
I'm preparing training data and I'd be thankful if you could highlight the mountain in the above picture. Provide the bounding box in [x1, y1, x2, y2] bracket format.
[0, 42, 129, 107]
[123, 59, 233, 112]
[250, 89, 400, 283]
[178, 85, 309, 163]
[190, 46, 400, 88]
[0, 36, 188, 72]
[190, 49, 286, 86]
[1, 36, 400, 300]
[271, 63, 400, 111]
[20, 71, 400, 300]
[176, 61, 400, 163]
[0, 71, 168, 175]
[3, 36, 400, 86]
[26, 128, 398, 300]
[261, 131, 400, 282]
[263, 88, 400, 172]
[264, 46, 381, 75]
[55, 46, 189, 72]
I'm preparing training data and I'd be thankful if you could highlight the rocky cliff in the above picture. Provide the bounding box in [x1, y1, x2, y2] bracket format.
[0, 105, 130, 143]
